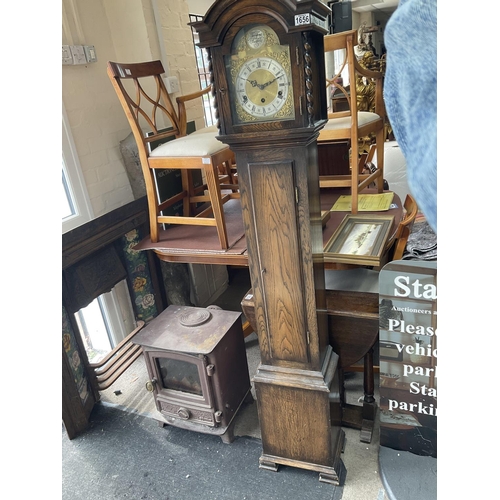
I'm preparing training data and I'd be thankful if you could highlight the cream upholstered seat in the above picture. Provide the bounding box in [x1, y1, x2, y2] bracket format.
[107, 60, 238, 250]
[149, 129, 226, 158]
[321, 111, 381, 133]
[319, 30, 386, 214]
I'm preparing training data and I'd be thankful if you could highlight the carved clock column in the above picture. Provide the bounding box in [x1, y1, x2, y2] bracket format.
[192, 0, 345, 484]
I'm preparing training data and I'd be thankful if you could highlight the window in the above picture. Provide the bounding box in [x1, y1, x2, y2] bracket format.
[189, 14, 216, 127]
[75, 280, 136, 364]
[62, 102, 93, 233]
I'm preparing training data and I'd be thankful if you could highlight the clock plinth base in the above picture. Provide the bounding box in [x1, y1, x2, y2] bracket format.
[258, 446, 345, 486]
[319, 470, 345, 486]
[258, 457, 279, 472]
[254, 347, 345, 486]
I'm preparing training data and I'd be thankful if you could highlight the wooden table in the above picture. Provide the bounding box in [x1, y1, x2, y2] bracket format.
[320, 187, 402, 269]
[136, 189, 403, 442]
[135, 188, 403, 267]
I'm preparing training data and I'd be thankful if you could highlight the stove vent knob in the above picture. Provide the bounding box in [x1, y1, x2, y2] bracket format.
[177, 407, 191, 420]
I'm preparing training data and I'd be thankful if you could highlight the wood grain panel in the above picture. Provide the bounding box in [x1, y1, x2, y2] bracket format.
[257, 383, 331, 465]
[248, 161, 308, 364]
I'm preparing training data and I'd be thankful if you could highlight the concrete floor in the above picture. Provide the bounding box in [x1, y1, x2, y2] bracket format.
[62, 267, 436, 499]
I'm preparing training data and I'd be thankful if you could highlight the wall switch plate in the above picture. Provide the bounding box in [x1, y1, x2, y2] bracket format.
[70, 45, 87, 65]
[165, 76, 180, 94]
[83, 45, 97, 63]
[62, 45, 74, 65]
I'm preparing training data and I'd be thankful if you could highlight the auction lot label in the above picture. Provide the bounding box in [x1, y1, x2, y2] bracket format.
[379, 260, 437, 457]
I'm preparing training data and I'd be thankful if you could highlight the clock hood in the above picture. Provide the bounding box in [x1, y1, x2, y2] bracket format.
[191, 0, 330, 48]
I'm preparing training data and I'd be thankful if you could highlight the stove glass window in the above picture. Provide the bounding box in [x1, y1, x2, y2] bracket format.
[156, 357, 203, 396]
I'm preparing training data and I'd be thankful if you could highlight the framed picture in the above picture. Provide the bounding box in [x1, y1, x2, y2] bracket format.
[324, 214, 395, 266]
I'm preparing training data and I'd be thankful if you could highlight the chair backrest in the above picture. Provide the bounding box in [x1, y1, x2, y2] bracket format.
[325, 30, 358, 125]
[324, 30, 385, 123]
[391, 194, 418, 261]
[107, 60, 183, 160]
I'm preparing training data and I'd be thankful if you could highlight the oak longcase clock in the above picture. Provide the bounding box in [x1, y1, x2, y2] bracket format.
[192, 0, 345, 485]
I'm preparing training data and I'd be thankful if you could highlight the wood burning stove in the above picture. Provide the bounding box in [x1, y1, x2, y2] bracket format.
[133, 305, 252, 443]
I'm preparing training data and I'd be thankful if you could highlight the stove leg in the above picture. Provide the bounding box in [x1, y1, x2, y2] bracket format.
[244, 391, 255, 404]
[220, 428, 234, 444]
[220, 417, 238, 444]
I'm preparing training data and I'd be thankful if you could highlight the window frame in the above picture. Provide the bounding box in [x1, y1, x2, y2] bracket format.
[62, 102, 93, 233]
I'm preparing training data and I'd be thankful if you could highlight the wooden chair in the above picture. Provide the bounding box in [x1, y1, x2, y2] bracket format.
[389, 194, 418, 261]
[107, 60, 239, 250]
[319, 30, 386, 213]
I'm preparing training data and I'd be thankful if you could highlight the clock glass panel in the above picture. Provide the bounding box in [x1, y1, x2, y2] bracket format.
[225, 24, 295, 124]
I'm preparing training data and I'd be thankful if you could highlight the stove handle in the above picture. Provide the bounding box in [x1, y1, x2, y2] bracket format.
[145, 378, 157, 392]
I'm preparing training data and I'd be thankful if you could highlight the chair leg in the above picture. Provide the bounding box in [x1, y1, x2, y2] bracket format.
[366, 144, 376, 164]
[375, 128, 385, 193]
[205, 162, 229, 250]
[145, 171, 160, 242]
[351, 138, 359, 214]
[180, 169, 193, 217]
[363, 346, 375, 406]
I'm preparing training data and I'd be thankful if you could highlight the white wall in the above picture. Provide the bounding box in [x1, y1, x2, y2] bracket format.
[62, 0, 202, 220]
[63, 0, 134, 217]
[62, 0, 390, 221]
[186, 0, 213, 16]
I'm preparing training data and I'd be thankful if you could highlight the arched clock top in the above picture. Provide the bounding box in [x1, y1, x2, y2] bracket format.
[191, 0, 330, 47]
[191, 0, 330, 136]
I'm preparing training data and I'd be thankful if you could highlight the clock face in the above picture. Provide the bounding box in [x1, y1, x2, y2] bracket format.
[235, 57, 291, 119]
[225, 24, 295, 125]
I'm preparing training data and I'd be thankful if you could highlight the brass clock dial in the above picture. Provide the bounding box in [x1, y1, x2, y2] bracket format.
[235, 57, 291, 119]
[225, 24, 295, 124]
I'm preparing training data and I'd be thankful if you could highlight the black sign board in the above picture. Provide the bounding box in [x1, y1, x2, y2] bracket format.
[379, 260, 437, 457]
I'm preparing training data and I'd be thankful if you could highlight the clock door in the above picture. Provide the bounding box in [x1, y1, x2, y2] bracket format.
[244, 160, 310, 366]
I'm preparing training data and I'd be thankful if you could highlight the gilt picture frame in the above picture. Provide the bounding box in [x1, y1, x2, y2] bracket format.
[324, 214, 395, 266]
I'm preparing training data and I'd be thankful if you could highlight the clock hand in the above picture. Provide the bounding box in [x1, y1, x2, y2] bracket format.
[262, 72, 284, 88]
[253, 81, 268, 90]
[248, 80, 267, 91]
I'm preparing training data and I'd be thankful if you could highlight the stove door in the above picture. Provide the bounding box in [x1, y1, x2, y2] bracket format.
[144, 350, 218, 426]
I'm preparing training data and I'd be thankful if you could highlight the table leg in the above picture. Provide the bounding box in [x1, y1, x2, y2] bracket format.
[360, 346, 377, 443]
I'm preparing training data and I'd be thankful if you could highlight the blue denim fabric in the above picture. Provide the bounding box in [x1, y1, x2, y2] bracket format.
[384, 0, 437, 232]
